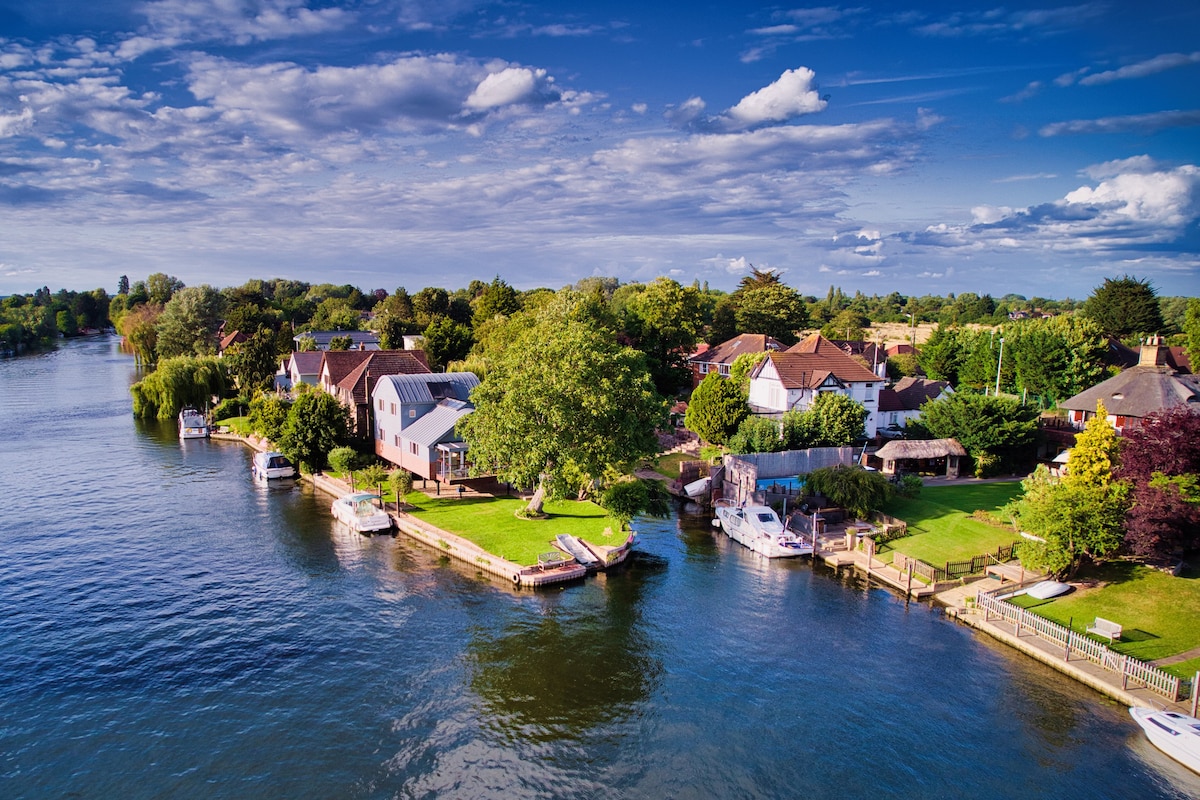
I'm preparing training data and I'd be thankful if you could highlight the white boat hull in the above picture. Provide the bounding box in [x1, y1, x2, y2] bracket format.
[1131, 708, 1200, 774]
[714, 504, 812, 558]
[253, 452, 296, 480]
[331, 494, 392, 533]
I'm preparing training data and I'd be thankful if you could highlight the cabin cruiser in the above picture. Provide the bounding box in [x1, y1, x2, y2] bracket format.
[252, 451, 296, 481]
[1130, 707, 1200, 774]
[331, 492, 392, 533]
[178, 408, 210, 439]
[712, 500, 813, 558]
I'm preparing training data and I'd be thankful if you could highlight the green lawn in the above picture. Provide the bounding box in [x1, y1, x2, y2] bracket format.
[1008, 562, 1200, 676]
[219, 415, 253, 436]
[878, 482, 1023, 566]
[652, 452, 695, 480]
[404, 495, 624, 566]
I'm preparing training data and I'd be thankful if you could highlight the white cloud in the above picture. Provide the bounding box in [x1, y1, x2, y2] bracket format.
[723, 67, 826, 129]
[140, 0, 353, 47]
[1079, 51, 1200, 86]
[464, 67, 556, 111]
[1039, 109, 1200, 136]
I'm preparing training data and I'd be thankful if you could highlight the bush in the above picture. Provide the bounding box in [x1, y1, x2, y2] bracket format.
[895, 473, 923, 498]
[211, 396, 249, 421]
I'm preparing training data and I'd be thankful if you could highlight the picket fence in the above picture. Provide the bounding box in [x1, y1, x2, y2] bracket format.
[894, 543, 1019, 585]
[975, 591, 1189, 702]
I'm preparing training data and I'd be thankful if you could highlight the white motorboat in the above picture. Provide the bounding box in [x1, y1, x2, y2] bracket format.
[712, 500, 813, 558]
[252, 451, 296, 480]
[331, 492, 392, 533]
[1130, 707, 1200, 774]
[683, 476, 711, 499]
[178, 407, 210, 439]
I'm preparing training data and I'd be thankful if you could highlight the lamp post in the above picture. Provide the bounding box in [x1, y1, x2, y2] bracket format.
[906, 312, 916, 349]
[994, 337, 1005, 396]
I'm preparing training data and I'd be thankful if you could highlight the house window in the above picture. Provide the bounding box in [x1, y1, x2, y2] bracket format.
[390, 403, 396, 415]
[719, 364, 731, 376]
[394, 434, 401, 447]
[410, 442, 419, 455]
[378, 399, 384, 411]
[865, 383, 874, 388]
[408, 409, 416, 418]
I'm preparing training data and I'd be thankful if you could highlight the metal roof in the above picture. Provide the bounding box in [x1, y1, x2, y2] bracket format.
[402, 400, 474, 448]
[376, 372, 479, 404]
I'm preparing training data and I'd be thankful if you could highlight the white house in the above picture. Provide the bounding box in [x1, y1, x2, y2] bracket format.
[748, 334, 883, 437]
[372, 372, 480, 482]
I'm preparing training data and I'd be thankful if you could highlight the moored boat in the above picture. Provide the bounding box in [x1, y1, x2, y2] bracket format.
[712, 500, 812, 558]
[178, 407, 210, 439]
[1130, 707, 1200, 774]
[252, 451, 296, 481]
[331, 492, 392, 533]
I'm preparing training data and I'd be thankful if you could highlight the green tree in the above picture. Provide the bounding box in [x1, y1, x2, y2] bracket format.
[277, 391, 349, 473]
[295, 334, 317, 352]
[916, 325, 962, 384]
[624, 277, 706, 395]
[422, 316, 474, 370]
[728, 351, 767, 393]
[684, 371, 749, 446]
[805, 466, 893, 519]
[156, 285, 224, 359]
[224, 328, 283, 392]
[1081, 275, 1164, 338]
[734, 283, 808, 345]
[129, 355, 229, 420]
[145, 272, 184, 306]
[328, 446, 359, 479]
[912, 392, 1037, 476]
[328, 335, 352, 351]
[820, 308, 868, 341]
[600, 477, 671, 531]
[472, 276, 522, 327]
[248, 393, 290, 442]
[1184, 298, 1200, 373]
[457, 292, 666, 516]
[728, 416, 784, 454]
[389, 469, 414, 509]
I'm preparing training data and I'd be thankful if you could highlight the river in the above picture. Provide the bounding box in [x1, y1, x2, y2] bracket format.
[1, 336, 1197, 799]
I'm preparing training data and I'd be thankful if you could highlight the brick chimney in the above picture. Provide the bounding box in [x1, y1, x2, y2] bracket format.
[1138, 334, 1166, 367]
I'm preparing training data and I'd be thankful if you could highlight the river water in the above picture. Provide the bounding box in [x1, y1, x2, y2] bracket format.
[1, 336, 1197, 799]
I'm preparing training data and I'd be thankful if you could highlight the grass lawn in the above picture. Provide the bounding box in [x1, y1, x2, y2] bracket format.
[1007, 561, 1200, 677]
[878, 482, 1023, 566]
[220, 415, 253, 436]
[652, 452, 696, 480]
[404, 495, 624, 566]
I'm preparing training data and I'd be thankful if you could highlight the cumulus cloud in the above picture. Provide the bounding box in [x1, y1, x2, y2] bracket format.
[722, 68, 827, 129]
[1039, 109, 1200, 137]
[140, 0, 352, 47]
[464, 67, 558, 111]
[1079, 51, 1200, 86]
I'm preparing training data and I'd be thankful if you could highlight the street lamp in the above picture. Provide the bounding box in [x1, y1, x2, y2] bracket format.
[995, 337, 1005, 396]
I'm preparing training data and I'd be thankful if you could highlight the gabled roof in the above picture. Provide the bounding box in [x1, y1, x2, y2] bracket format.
[402, 399, 473, 448]
[756, 343, 880, 390]
[1060, 366, 1200, 419]
[321, 350, 374, 386]
[336, 350, 433, 404]
[375, 371, 480, 404]
[288, 351, 324, 375]
[878, 377, 950, 412]
[689, 333, 784, 367]
[875, 438, 967, 460]
[219, 330, 248, 350]
[294, 330, 380, 349]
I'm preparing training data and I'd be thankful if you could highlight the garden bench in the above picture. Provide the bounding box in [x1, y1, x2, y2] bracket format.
[1086, 617, 1122, 643]
[537, 551, 570, 570]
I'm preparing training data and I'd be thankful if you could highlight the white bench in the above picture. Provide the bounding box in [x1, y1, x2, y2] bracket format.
[1086, 617, 1122, 642]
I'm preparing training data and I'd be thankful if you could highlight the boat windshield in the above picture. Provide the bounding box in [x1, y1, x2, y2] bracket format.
[756, 513, 776, 523]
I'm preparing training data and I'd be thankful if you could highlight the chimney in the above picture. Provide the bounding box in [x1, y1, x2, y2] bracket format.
[1138, 335, 1166, 367]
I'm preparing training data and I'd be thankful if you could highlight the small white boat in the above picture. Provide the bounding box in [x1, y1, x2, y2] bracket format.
[554, 534, 601, 568]
[712, 501, 813, 558]
[1026, 579, 1072, 600]
[252, 451, 296, 481]
[178, 407, 210, 439]
[331, 492, 392, 533]
[683, 476, 711, 499]
[1130, 707, 1200, 774]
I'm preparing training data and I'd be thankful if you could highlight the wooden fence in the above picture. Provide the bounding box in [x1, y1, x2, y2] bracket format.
[894, 543, 1019, 584]
[976, 591, 1190, 702]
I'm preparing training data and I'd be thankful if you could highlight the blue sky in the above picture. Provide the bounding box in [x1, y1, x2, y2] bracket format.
[1, 1, 1197, 299]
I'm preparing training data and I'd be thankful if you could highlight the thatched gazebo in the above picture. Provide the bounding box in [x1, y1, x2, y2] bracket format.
[874, 438, 967, 478]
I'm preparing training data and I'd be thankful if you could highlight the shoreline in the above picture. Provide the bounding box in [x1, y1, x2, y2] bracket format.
[217, 430, 1193, 712]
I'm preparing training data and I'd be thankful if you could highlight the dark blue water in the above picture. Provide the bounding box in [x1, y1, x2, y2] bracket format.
[2, 337, 1198, 799]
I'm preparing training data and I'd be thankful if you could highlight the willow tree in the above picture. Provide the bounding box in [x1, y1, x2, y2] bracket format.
[129, 355, 228, 419]
[458, 292, 667, 517]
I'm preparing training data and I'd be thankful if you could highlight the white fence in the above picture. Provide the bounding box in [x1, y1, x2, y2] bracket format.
[976, 591, 1188, 702]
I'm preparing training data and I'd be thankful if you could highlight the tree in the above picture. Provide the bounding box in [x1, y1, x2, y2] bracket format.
[458, 292, 666, 516]
[684, 371, 749, 446]
[129, 355, 229, 420]
[1011, 466, 1128, 577]
[600, 477, 671, 531]
[328, 446, 359, 480]
[156, 285, 223, 359]
[422, 316, 474, 370]
[912, 392, 1037, 476]
[728, 416, 784, 454]
[145, 272, 184, 306]
[328, 335, 352, 351]
[277, 391, 349, 473]
[118, 303, 163, 365]
[1117, 404, 1200, 560]
[117, 275, 130, 296]
[916, 325, 962, 384]
[1081, 275, 1164, 338]
[805, 466, 893, 519]
[624, 277, 705, 395]
[224, 328, 282, 392]
[1184, 298, 1200, 374]
[820, 308, 868, 341]
[248, 393, 290, 442]
[734, 284, 808, 345]
[472, 276, 521, 327]
[389, 469, 414, 510]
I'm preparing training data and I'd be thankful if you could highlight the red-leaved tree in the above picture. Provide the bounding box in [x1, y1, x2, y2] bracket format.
[1116, 405, 1200, 560]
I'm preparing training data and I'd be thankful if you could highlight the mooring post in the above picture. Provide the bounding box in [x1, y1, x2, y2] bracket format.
[1192, 671, 1199, 718]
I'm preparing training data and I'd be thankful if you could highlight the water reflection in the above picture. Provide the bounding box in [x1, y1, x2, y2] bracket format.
[469, 564, 663, 743]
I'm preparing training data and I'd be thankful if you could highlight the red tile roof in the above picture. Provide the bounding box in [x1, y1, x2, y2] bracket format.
[761, 347, 879, 389]
[336, 350, 433, 404]
[689, 333, 784, 367]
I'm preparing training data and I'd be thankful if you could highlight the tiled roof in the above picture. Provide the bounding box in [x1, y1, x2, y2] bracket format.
[288, 351, 324, 375]
[878, 377, 949, 412]
[321, 350, 374, 386]
[336, 351, 433, 404]
[219, 330, 247, 350]
[760, 345, 880, 390]
[1060, 366, 1200, 419]
[689, 333, 784, 366]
